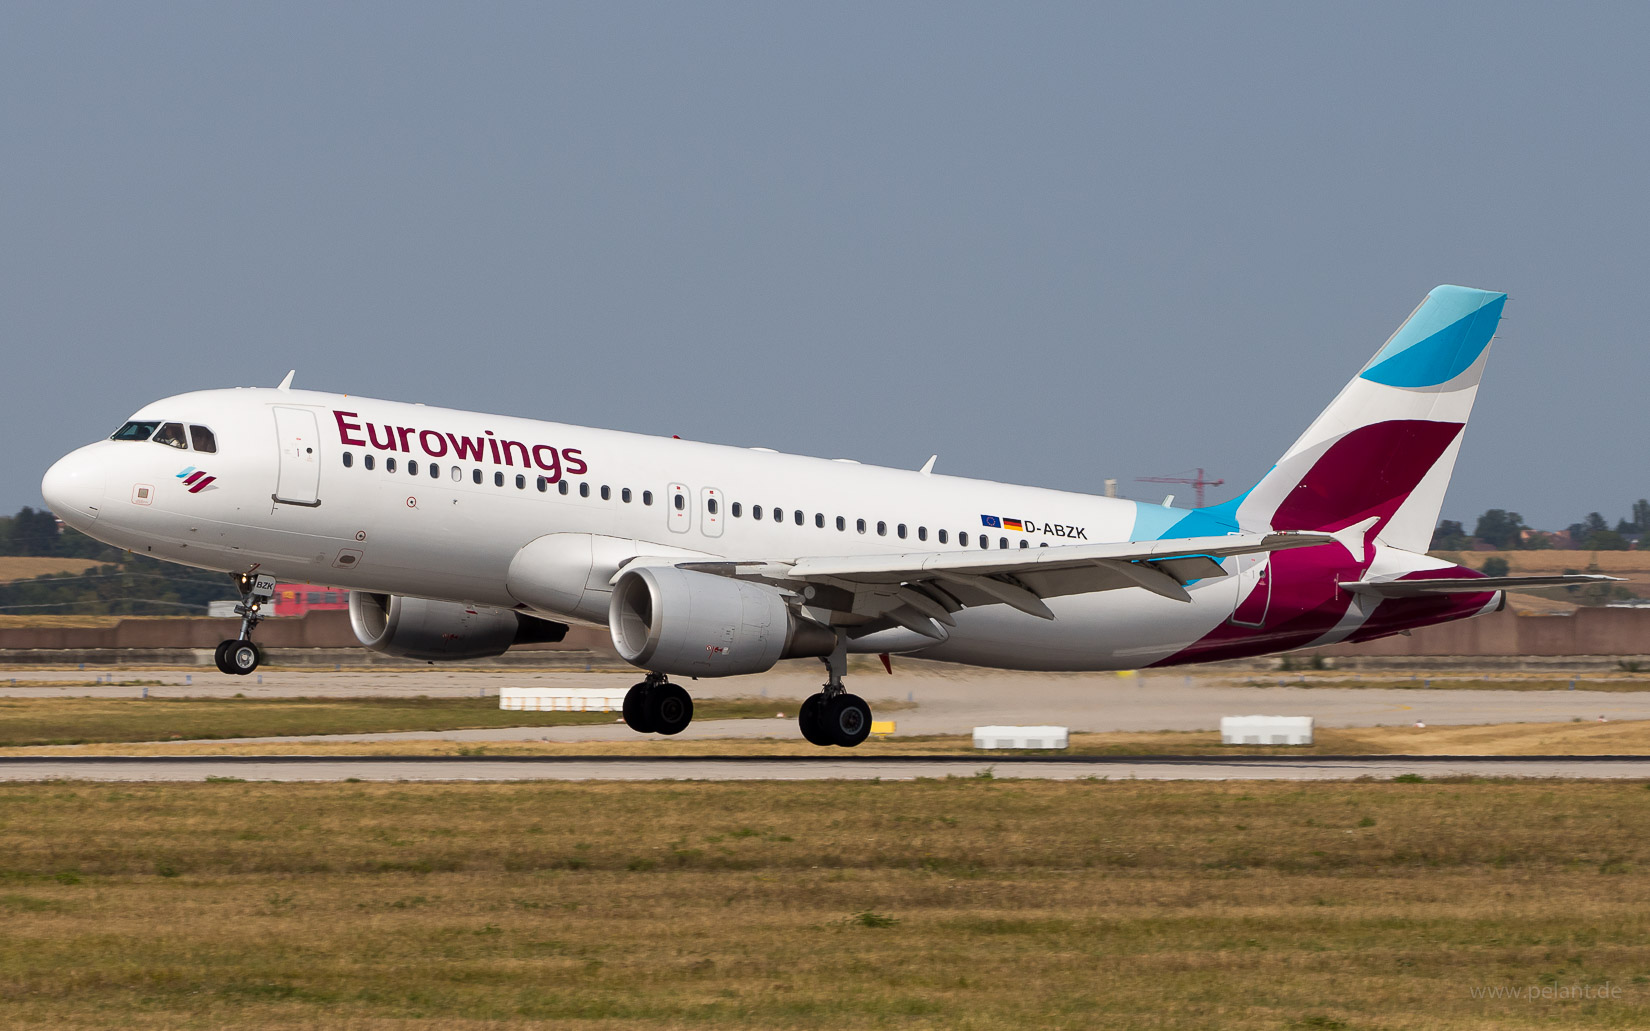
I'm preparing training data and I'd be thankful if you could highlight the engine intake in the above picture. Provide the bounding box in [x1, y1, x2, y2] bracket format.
[608, 566, 834, 677]
[349, 592, 566, 661]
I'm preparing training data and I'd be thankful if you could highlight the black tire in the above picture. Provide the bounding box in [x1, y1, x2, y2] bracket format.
[622, 683, 657, 734]
[213, 640, 236, 675]
[826, 693, 872, 748]
[227, 640, 260, 676]
[798, 693, 833, 746]
[649, 683, 693, 736]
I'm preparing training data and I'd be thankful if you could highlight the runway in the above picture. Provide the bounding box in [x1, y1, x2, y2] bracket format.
[5, 753, 1650, 781]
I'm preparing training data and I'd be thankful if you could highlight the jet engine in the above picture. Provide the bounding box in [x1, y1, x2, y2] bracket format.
[348, 592, 567, 661]
[608, 565, 835, 677]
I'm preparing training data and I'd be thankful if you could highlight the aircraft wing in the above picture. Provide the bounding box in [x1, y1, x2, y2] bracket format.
[1338, 573, 1623, 598]
[668, 531, 1335, 635]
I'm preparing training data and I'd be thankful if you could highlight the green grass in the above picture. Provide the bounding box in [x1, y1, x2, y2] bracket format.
[0, 696, 778, 746]
[0, 779, 1648, 1028]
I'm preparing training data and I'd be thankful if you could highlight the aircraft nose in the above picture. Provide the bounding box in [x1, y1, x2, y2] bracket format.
[41, 447, 107, 527]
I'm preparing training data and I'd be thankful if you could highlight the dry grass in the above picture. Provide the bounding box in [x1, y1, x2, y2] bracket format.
[1436, 550, 1650, 575]
[1246, 673, 1650, 691]
[0, 556, 104, 584]
[0, 779, 1647, 1028]
[0, 696, 779, 747]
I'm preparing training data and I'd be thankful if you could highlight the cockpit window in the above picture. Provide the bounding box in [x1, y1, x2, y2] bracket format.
[111, 421, 159, 442]
[189, 425, 217, 454]
[152, 423, 188, 449]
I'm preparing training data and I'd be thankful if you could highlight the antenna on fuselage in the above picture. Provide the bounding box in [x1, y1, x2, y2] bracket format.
[276, 370, 296, 391]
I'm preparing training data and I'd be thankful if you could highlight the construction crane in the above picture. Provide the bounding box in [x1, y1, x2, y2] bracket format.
[1136, 469, 1225, 508]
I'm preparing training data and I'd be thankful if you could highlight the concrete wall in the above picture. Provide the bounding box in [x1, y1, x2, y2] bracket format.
[0, 611, 616, 655]
[1322, 607, 1650, 657]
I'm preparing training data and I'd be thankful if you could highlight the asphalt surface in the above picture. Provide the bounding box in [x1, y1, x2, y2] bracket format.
[4, 754, 1649, 782]
[4, 666, 1647, 739]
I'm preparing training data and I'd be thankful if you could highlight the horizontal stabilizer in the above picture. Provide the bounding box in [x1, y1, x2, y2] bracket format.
[1339, 574, 1623, 598]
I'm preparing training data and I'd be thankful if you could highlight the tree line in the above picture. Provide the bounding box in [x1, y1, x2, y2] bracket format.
[0, 507, 238, 616]
[1432, 500, 1650, 552]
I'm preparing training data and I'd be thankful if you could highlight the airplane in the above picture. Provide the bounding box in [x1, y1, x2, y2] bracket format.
[40, 285, 1612, 746]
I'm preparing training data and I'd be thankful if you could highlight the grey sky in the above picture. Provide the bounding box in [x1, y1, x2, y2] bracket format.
[4, 3, 1646, 531]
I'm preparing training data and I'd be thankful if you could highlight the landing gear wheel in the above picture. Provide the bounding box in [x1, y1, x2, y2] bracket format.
[798, 693, 833, 746]
[213, 640, 236, 675]
[648, 683, 693, 736]
[622, 683, 658, 734]
[825, 693, 872, 748]
[226, 640, 261, 676]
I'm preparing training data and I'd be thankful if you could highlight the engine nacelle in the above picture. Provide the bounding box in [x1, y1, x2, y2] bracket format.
[608, 566, 835, 677]
[349, 592, 566, 661]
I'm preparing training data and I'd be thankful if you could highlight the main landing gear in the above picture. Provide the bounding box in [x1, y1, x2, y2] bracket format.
[214, 573, 269, 677]
[621, 673, 694, 736]
[797, 637, 872, 748]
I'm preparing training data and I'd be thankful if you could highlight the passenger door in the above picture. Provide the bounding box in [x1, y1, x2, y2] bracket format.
[272, 407, 322, 506]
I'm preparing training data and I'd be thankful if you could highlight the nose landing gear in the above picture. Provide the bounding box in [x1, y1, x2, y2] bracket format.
[621, 673, 694, 736]
[798, 636, 873, 748]
[214, 572, 273, 676]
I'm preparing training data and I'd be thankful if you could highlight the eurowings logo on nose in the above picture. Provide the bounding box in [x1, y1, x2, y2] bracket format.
[177, 466, 218, 493]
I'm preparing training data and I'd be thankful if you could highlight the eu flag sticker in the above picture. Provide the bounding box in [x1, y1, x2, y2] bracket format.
[980, 514, 1002, 528]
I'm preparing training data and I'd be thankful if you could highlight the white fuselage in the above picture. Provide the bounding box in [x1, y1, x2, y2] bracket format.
[40, 385, 1465, 671]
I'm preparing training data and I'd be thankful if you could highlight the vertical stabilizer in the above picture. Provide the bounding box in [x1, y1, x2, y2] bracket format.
[1234, 285, 1505, 555]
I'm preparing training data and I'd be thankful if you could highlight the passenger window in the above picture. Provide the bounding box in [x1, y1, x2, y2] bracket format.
[516, 474, 526, 489]
[731, 502, 742, 518]
[408, 460, 418, 476]
[958, 531, 967, 546]
[918, 526, 927, 541]
[451, 466, 462, 482]
[773, 507, 783, 523]
[579, 482, 590, 498]
[342, 452, 353, 468]
[856, 518, 866, 534]
[752, 505, 763, 520]
[897, 523, 906, 539]
[152, 422, 188, 449]
[622, 488, 632, 503]
[601, 485, 611, 500]
[876, 521, 886, 536]
[643, 490, 653, 506]
[536, 476, 547, 492]
[430, 463, 440, 479]
[111, 421, 159, 442]
[472, 468, 482, 484]
[386, 457, 397, 473]
[1020, 539, 1029, 548]
[981, 536, 991, 549]
[1000, 537, 1008, 549]
[189, 425, 217, 453]
[364, 454, 375, 471]
[559, 480, 569, 495]
[708, 498, 719, 515]
[815, 513, 824, 528]
[938, 529, 948, 544]
[494, 471, 505, 487]
[795, 510, 804, 526]
[673, 493, 685, 511]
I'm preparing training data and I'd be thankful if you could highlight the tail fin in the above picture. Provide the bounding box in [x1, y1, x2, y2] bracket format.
[1234, 285, 1506, 554]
